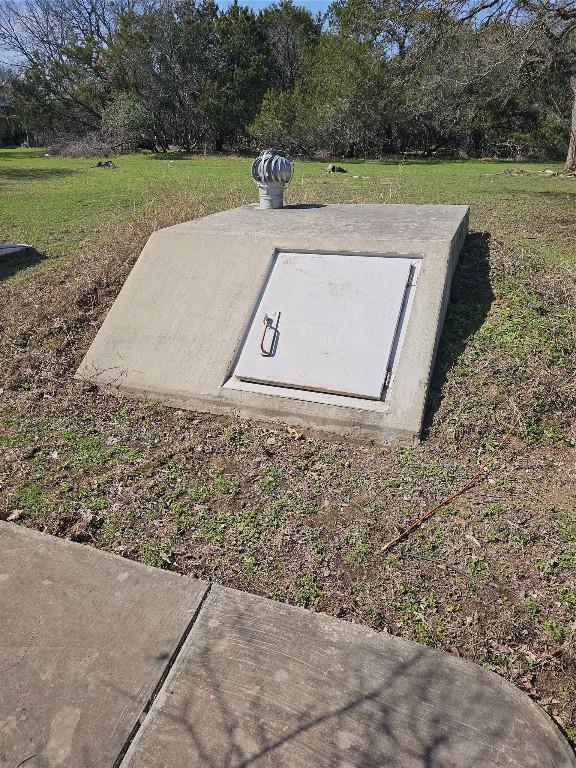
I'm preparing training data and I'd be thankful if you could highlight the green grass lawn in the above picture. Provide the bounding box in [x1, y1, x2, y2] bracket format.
[0, 149, 253, 255]
[1, 147, 575, 744]
[1, 148, 572, 261]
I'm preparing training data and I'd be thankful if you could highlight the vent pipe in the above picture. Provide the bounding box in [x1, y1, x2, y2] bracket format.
[251, 149, 293, 209]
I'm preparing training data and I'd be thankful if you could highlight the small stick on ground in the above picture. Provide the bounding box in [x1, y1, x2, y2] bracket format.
[382, 430, 514, 553]
[382, 465, 491, 553]
[14, 755, 37, 768]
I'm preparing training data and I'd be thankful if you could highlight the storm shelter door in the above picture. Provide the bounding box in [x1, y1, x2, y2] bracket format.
[234, 251, 413, 400]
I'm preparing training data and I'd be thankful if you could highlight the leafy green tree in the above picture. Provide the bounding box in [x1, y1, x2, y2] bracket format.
[328, 0, 451, 57]
[200, 2, 270, 150]
[297, 35, 388, 156]
[251, 35, 389, 157]
[249, 88, 304, 153]
[108, 0, 219, 151]
[101, 92, 155, 150]
[260, 0, 321, 92]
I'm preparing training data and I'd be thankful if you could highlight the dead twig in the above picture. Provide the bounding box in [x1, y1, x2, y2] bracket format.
[382, 465, 491, 553]
[381, 430, 515, 553]
[14, 755, 37, 768]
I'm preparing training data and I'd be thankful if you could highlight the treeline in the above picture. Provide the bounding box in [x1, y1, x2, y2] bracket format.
[0, 74, 27, 145]
[0, 0, 573, 161]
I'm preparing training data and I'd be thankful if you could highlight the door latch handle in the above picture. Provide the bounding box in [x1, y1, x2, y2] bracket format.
[260, 313, 280, 356]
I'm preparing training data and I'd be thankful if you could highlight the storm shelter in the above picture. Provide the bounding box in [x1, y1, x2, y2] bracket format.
[77, 204, 469, 443]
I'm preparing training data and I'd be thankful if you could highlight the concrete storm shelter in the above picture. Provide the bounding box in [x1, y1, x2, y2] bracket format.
[77, 153, 469, 443]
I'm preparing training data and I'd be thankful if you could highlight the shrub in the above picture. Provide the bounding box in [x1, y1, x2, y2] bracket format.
[48, 131, 115, 158]
[249, 89, 304, 155]
[101, 93, 155, 151]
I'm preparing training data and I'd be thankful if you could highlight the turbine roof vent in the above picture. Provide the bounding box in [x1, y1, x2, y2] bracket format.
[251, 149, 293, 209]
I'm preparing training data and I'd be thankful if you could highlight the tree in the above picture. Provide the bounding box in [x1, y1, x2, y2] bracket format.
[101, 91, 155, 150]
[0, 0, 123, 133]
[251, 35, 389, 158]
[249, 88, 303, 153]
[394, 19, 561, 157]
[107, 0, 219, 151]
[0, 66, 27, 145]
[1, 0, 572, 160]
[456, 0, 576, 171]
[260, 0, 321, 92]
[328, 0, 447, 57]
[200, 2, 270, 150]
[296, 35, 387, 156]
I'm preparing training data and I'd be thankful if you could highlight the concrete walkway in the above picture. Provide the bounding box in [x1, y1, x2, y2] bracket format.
[1, 522, 574, 768]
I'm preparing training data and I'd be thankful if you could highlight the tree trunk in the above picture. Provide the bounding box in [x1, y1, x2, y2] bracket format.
[565, 73, 576, 173]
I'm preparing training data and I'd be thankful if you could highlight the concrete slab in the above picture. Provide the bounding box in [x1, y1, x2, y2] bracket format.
[0, 522, 208, 768]
[77, 204, 468, 444]
[0, 244, 31, 258]
[120, 586, 575, 768]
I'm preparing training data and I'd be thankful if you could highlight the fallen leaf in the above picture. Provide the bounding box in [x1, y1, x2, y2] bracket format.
[287, 425, 303, 440]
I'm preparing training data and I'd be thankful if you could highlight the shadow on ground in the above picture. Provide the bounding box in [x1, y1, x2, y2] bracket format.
[284, 203, 325, 209]
[0, 167, 78, 181]
[515, 189, 576, 201]
[0, 149, 44, 160]
[110, 587, 571, 768]
[0, 247, 46, 281]
[422, 232, 494, 437]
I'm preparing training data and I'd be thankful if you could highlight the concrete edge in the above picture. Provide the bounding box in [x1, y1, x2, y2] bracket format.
[119, 583, 576, 767]
[0, 520, 208, 588]
[0, 243, 34, 258]
[168, 202, 473, 235]
[369, 206, 470, 440]
[72, 379, 418, 445]
[413, 205, 471, 438]
[112, 584, 214, 767]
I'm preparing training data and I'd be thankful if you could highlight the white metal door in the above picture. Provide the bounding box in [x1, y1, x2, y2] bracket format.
[234, 251, 412, 400]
